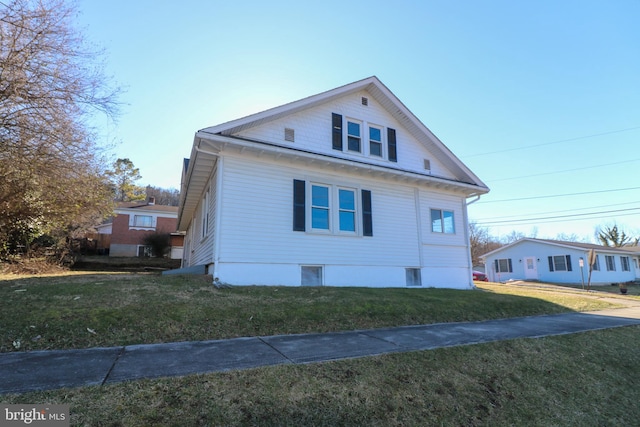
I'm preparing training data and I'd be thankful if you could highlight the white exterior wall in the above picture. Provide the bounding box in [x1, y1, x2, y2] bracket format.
[187, 153, 472, 288]
[236, 90, 456, 180]
[184, 162, 218, 269]
[484, 240, 637, 284]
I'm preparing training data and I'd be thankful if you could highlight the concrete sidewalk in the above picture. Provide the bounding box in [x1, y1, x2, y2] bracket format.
[2, 305, 640, 395]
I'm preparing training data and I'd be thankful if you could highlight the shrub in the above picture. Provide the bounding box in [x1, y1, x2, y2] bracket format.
[142, 233, 170, 258]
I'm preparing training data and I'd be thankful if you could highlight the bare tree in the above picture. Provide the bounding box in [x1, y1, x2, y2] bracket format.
[469, 222, 502, 266]
[145, 185, 180, 206]
[0, 0, 120, 256]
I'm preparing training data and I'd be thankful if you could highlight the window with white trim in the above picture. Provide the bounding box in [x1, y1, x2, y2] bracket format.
[347, 120, 361, 153]
[592, 255, 600, 271]
[201, 188, 210, 239]
[311, 184, 331, 230]
[605, 255, 616, 271]
[338, 189, 356, 232]
[431, 209, 455, 234]
[548, 255, 572, 272]
[301, 266, 323, 286]
[621, 256, 630, 271]
[495, 258, 513, 273]
[369, 126, 383, 157]
[133, 215, 153, 228]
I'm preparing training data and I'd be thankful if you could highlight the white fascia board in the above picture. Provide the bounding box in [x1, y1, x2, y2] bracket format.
[196, 132, 489, 195]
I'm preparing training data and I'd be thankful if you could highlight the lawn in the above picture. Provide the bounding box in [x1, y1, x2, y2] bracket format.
[4, 327, 639, 426]
[2, 272, 638, 425]
[0, 273, 622, 352]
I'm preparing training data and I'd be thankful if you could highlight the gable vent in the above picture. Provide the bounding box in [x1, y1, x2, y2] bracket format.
[284, 128, 295, 142]
[361, 97, 368, 106]
[424, 159, 431, 172]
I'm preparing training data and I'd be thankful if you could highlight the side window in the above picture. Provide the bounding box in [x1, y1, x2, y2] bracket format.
[369, 126, 383, 157]
[431, 209, 455, 234]
[311, 185, 330, 230]
[347, 120, 362, 153]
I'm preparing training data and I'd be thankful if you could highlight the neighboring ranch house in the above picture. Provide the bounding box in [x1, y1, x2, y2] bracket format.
[481, 238, 640, 284]
[108, 198, 183, 258]
[176, 77, 489, 288]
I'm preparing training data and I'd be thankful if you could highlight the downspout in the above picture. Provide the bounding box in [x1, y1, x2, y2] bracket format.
[464, 193, 482, 288]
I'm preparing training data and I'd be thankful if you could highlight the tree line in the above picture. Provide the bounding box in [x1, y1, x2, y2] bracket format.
[0, 1, 176, 259]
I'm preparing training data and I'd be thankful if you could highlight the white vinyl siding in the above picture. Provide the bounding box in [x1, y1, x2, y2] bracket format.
[217, 155, 420, 268]
[234, 90, 458, 180]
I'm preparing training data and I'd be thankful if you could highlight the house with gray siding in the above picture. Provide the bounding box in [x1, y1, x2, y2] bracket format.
[481, 238, 640, 285]
[176, 77, 489, 288]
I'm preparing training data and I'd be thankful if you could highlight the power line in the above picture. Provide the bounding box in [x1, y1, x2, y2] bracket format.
[476, 186, 640, 204]
[474, 207, 640, 226]
[462, 125, 640, 158]
[488, 158, 640, 183]
[475, 211, 640, 228]
[472, 201, 640, 222]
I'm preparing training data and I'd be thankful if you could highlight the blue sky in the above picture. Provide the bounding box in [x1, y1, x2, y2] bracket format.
[77, 0, 640, 242]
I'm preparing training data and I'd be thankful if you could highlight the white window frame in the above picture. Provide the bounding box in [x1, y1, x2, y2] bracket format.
[551, 255, 569, 272]
[133, 215, 153, 228]
[301, 265, 323, 286]
[406, 268, 422, 287]
[621, 256, 630, 272]
[430, 209, 455, 234]
[346, 119, 362, 153]
[496, 258, 512, 273]
[310, 184, 331, 232]
[307, 182, 360, 236]
[592, 255, 600, 271]
[368, 124, 384, 158]
[605, 255, 616, 271]
[201, 188, 210, 240]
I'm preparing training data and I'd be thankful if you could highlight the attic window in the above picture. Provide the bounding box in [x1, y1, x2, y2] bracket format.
[284, 128, 295, 142]
[424, 159, 431, 172]
[361, 97, 368, 106]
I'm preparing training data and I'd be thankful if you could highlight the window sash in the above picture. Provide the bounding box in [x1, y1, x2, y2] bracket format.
[605, 256, 616, 271]
[553, 255, 567, 271]
[369, 126, 382, 157]
[431, 209, 455, 233]
[311, 185, 330, 230]
[338, 189, 356, 232]
[133, 215, 152, 227]
[496, 258, 512, 273]
[347, 121, 361, 152]
[621, 256, 630, 271]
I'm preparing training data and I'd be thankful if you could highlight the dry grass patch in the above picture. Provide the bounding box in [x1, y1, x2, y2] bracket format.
[5, 326, 639, 426]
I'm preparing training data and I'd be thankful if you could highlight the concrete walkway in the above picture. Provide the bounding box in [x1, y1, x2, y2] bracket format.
[2, 302, 640, 395]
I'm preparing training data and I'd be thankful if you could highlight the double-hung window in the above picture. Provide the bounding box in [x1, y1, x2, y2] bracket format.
[621, 256, 630, 271]
[605, 255, 616, 271]
[347, 120, 361, 153]
[431, 209, 455, 234]
[133, 215, 152, 228]
[548, 255, 572, 272]
[311, 185, 330, 230]
[338, 189, 356, 232]
[369, 126, 383, 157]
[295, 180, 370, 236]
[495, 258, 513, 273]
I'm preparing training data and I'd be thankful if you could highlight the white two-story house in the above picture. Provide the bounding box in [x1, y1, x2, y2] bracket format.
[176, 77, 489, 288]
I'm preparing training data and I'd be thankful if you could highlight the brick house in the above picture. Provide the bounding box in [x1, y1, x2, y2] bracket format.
[108, 198, 183, 258]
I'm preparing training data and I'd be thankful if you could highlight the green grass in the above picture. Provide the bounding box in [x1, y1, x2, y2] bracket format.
[4, 326, 639, 426]
[0, 273, 621, 352]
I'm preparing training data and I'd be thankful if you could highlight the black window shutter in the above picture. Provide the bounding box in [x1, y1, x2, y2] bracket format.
[332, 113, 343, 151]
[494, 259, 499, 272]
[387, 128, 397, 162]
[566, 255, 572, 271]
[508, 258, 513, 273]
[548, 256, 554, 272]
[362, 189, 373, 237]
[293, 180, 305, 232]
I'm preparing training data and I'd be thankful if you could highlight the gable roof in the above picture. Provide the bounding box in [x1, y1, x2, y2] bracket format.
[480, 238, 640, 260]
[179, 77, 489, 230]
